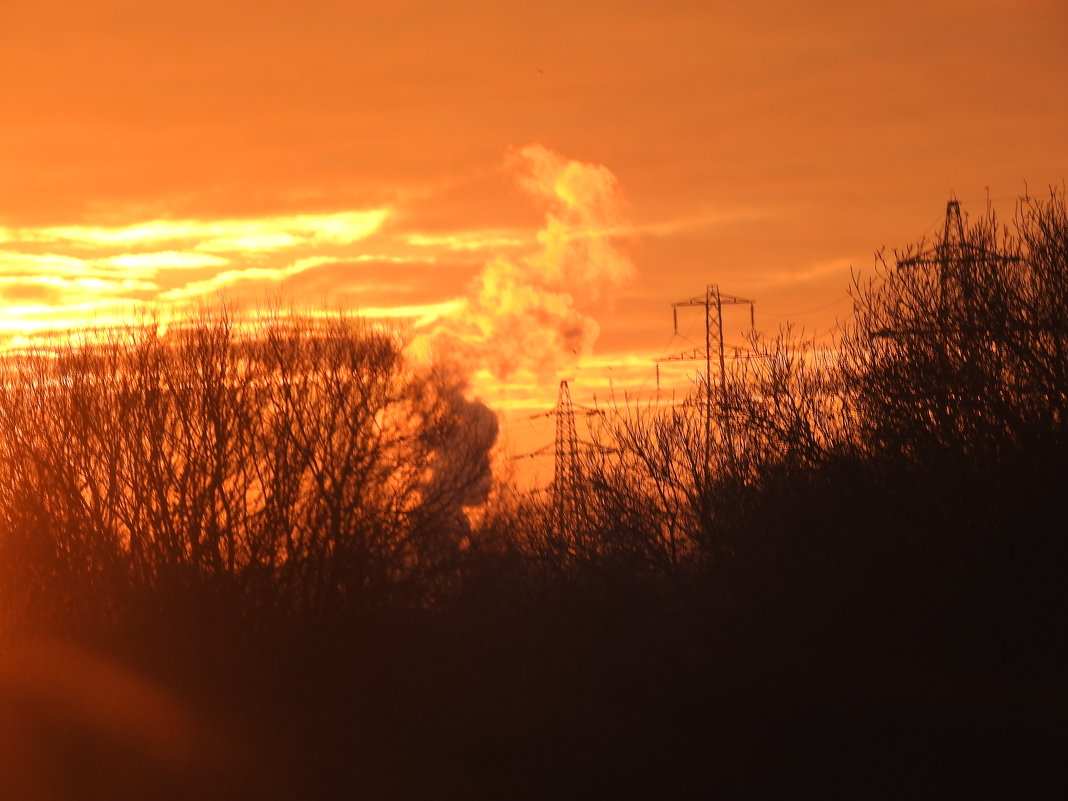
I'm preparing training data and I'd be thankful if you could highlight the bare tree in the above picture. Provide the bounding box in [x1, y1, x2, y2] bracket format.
[0, 309, 499, 620]
[842, 192, 1068, 461]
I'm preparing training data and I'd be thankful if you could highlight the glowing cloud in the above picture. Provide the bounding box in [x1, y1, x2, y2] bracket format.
[0, 208, 392, 342]
[354, 300, 465, 327]
[195, 233, 301, 252]
[0, 252, 92, 275]
[22, 210, 389, 249]
[0, 275, 156, 294]
[406, 232, 530, 252]
[106, 252, 230, 271]
[156, 256, 337, 302]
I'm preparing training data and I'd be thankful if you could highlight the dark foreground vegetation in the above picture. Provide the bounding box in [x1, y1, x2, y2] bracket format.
[1, 194, 1066, 799]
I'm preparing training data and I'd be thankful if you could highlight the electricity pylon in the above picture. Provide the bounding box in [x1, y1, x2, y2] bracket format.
[871, 196, 1021, 340]
[552, 379, 581, 535]
[657, 284, 755, 470]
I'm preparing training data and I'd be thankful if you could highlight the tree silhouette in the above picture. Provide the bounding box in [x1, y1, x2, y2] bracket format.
[0, 310, 497, 622]
[844, 192, 1068, 461]
[1, 194, 1065, 800]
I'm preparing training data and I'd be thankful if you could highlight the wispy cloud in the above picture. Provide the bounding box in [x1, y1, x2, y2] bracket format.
[0, 210, 395, 336]
[105, 252, 230, 271]
[405, 231, 530, 251]
[156, 256, 339, 302]
[15, 210, 390, 249]
[0, 252, 93, 274]
[354, 300, 465, 327]
[633, 207, 773, 238]
[0, 275, 156, 295]
[759, 257, 854, 288]
[194, 233, 301, 252]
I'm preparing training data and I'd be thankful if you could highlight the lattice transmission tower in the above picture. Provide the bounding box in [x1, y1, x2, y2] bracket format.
[552, 379, 581, 534]
[656, 284, 756, 467]
[871, 196, 1022, 340]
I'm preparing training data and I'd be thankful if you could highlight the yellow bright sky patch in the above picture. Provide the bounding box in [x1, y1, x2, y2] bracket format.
[196, 233, 301, 252]
[0, 209, 420, 353]
[106, 252, 230, 270]
[406, 232, 530, 251]
[19, 210, 389, 249]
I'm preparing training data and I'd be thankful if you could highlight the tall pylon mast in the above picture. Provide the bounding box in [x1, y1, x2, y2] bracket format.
[658, 284, 755, 471]
[872, 196, 1021, 340]
[552, 379, 580, 534]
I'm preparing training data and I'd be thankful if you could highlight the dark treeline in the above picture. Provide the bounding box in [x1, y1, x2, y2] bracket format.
[1, 195, 1066, 799]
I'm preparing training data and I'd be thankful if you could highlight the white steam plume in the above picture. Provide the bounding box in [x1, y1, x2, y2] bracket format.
[416, 144, 636, 380]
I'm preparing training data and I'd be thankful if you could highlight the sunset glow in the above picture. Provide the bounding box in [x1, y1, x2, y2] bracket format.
[1, 0, 1065, 446]
[1, 3, 1065, 796]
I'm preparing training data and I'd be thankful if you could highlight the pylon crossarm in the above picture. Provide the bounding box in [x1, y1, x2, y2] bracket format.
[718, 294, 755, 305]
[672, 296, 710, 308]
[898, 251, 1021, 269]
[656, 347, 760, 363]
[656, 348, 707, 362]
[671, 293, 754, 308]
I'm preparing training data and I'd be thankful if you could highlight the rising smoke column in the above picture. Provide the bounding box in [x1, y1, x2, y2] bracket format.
[406, 145, 636, 500]
[409, 362, 500, 521]
[421, 144, 636, 380]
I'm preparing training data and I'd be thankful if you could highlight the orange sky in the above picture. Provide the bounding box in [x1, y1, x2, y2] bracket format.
[2, 0, 1067, 479]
